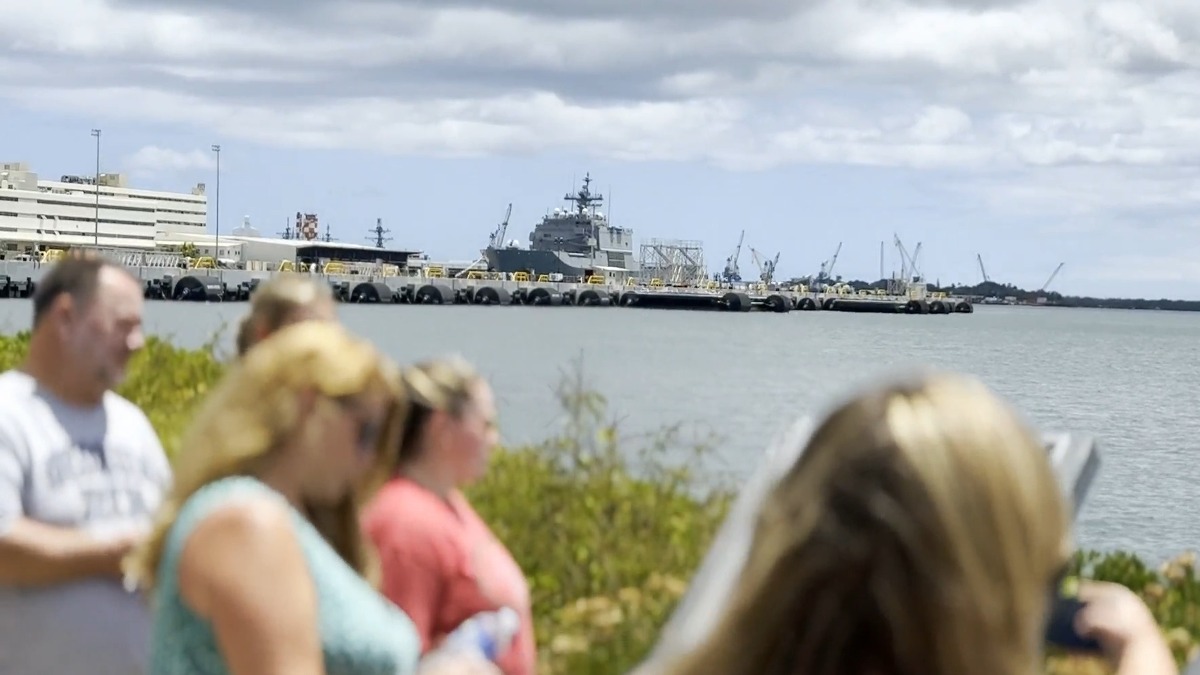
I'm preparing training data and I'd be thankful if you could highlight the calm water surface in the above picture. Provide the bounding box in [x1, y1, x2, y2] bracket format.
[1, 300, 1196, 562]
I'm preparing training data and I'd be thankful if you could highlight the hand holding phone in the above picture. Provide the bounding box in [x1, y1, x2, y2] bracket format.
[1070, 580, 1175, 672]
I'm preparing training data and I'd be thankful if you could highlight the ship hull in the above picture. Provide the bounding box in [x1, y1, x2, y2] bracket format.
[484, 247, 624, 277]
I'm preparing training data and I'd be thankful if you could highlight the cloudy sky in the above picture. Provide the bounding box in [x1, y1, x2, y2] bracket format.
[4, 0, 1200, 297]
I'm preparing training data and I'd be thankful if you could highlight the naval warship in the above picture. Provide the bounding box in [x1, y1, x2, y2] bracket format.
[482, 174, 638, 278]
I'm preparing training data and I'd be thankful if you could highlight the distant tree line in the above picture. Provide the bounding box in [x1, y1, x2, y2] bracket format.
[818, 278, 1200, 312]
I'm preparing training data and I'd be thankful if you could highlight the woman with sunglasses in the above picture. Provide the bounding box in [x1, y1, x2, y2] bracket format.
[124, 322, 481, 675]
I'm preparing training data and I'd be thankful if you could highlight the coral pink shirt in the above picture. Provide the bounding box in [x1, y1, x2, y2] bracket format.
[363, 477, 535, 675]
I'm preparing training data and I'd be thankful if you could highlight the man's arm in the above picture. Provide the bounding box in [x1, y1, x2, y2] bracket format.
[0, 424, 134, 587]
[0, 520, 136, 586]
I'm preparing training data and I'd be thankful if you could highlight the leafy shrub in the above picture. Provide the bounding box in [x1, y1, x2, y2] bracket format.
[0, 332, 225, 457]
[468, 362, 731, 673]
[1, 332, 1195, 673]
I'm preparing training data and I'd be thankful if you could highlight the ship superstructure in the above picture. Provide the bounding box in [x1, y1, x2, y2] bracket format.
[483, 173, 637, 279]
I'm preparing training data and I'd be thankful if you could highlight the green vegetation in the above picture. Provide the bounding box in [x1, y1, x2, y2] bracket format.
[470, 363, 731, 673]
[831, 277, 1200, 311]
[1, 332, 1197, 673]
[940, 280, 1200, 311]
[0, 332, 225, 458]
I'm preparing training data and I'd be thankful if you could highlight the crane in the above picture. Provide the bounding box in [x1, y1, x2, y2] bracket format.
[977, 254, 990, 283]
[721, 230, 744, 283]
[488, 203, 513, 249]
[808, 242, 841, 290]
[888, 234, 923, 294]
[1040, 262, 1064, 292]
[893, 234, 923, 279]
[750, 247, 780, 284]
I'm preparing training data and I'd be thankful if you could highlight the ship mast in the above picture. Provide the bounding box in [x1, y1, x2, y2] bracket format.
[567, 173, 604, 263]
[567, 173, 603, 215]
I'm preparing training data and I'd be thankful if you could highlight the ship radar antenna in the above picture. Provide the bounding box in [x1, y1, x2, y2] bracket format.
[323, 224, 334, 242]
[278, 216, 293, 240]
[366, 217, 392, 249]
[565, 171, 603, 215]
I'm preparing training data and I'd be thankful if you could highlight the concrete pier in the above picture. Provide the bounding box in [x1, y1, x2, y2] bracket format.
[0, 260, 974, 315]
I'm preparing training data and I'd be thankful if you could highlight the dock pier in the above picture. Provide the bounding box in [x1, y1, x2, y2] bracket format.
[0, 260, 973, 315]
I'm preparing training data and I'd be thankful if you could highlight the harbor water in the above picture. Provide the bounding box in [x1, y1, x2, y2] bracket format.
[0, 300, 1195, 563]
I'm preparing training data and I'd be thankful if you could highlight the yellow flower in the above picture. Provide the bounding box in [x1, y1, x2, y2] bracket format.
[549, 634, 590, 655]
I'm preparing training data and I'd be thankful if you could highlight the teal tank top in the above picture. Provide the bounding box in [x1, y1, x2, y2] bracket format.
[148, 476, 421, 675]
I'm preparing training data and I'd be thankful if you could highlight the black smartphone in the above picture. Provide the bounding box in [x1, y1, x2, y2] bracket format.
[1045, 595, 1102, 653]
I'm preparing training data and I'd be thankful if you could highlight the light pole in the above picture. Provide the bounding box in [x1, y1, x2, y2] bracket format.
[211, 144, 220, 266]
[91, 128, 101, 246]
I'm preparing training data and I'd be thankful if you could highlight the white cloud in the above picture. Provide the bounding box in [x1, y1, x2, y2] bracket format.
[907, 106, 973, 144]
[4, 0, 1200, 221]
[125, 146, 216, 174]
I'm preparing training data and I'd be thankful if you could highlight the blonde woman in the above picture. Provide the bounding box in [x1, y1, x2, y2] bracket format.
[235, 274, 337, 356]
[124, 321, 423, 675]
[363, 357, 535, 675]
[658, 373, 1174, 675]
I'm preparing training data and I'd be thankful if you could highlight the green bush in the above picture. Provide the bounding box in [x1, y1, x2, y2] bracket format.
[1, 332, 1195, 673]
[0, 332, 225, 457]
[469, 362, 731, 674]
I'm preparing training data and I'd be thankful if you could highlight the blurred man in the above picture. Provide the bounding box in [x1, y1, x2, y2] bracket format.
[0, 255, 171, 675]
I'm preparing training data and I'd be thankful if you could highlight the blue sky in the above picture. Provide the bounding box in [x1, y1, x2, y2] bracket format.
[4, 0, 1200, 299]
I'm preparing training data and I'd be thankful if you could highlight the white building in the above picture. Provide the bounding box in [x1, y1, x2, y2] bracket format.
[155, 229, 423, 271]
[0, 161, 207, 252]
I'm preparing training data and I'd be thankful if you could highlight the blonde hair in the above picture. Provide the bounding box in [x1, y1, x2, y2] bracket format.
[235, 274, 335, 355]
[665, 373, 1070, 675]
[393, 355, 482, 467]
[126, 321, 402, 590]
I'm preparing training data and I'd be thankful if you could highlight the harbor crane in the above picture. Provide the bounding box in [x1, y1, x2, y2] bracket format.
[908, 241, 924, 279]
[488, 203, 513, 249]
[888, 234, 923, 294]
[1040, 262, 1064, 292]
[721, 230, 744, 283]
[750, 247, 780, 285]
[977, 253, 990, 283]
[893, 234, 921, 280]
[458, 204, 514, 279]
[818, 242, 842, 282]
[808, 242, 841, 290]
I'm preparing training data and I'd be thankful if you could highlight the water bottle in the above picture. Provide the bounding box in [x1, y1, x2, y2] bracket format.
[440, 607, 521, 662]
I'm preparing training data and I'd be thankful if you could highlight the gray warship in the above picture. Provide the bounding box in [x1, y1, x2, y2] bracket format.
[482, 174, 638, 278]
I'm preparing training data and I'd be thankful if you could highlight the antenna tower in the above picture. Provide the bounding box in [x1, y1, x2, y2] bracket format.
[366, 218, 393, 249]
